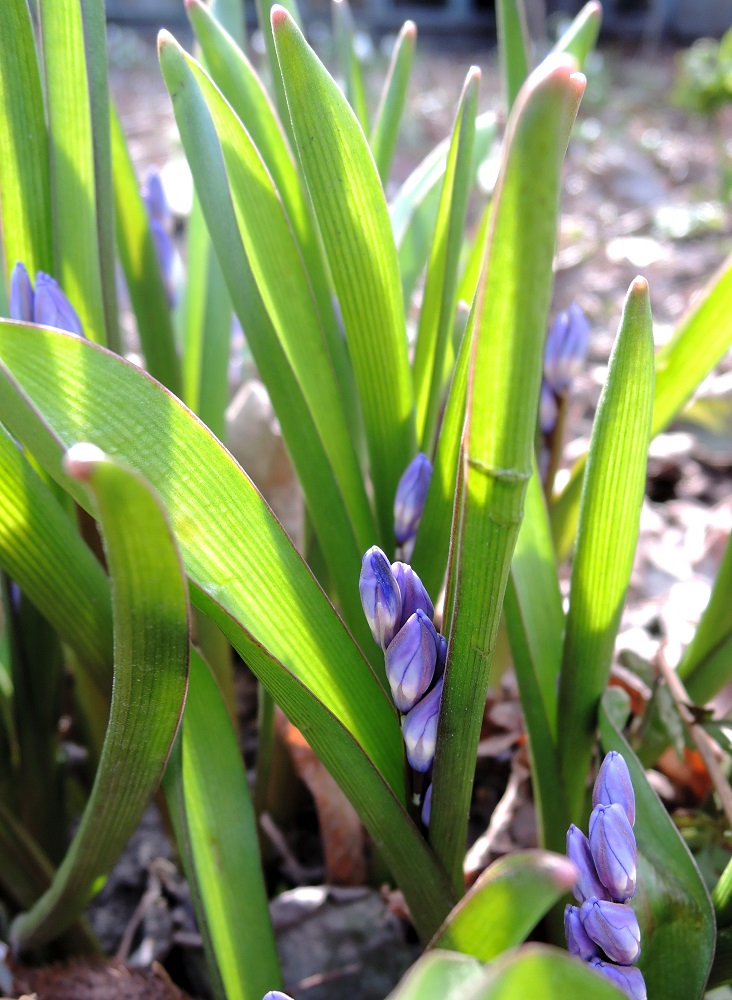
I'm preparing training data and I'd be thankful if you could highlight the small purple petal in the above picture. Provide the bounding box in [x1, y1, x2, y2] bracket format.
[580, 897, 641, 966]
[589, 803, 637, 902]
[564, 904, 600, 961]
[391, 561, 434, 625]
[589, 959, 647, 999]
[9, 262, 34, 322]
[566, 824, 608, 903]
[593, 751, 635, 827]
[394, 453, 432, 544]
[421, 783, 432, 826]
[359, 546, 402, 649]
[434, 634, 447, 680]
[402, 676, 443, 772]
[33, 272, 84, 337]
[385, 610, 437, 712]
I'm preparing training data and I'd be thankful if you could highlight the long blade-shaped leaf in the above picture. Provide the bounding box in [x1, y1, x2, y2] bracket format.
[370, 20, 417, 186]
[600, 692, 715, 1000]
[428, 58, 585, 892]
[0, 326, 458, 941]
[252, 0, 301, 148]
[0, 0, 53, 283]
[465, 944, 627, 999]
[496, 0, 531, 109]
[429, 851, 576, 961]
[551, 1, 602, 69]
[332, 0, 369, 131]
[557, 279, 654, 821]
[273, 8, 415, 545]
[110, 104, 182, 396]
[11, 445, 189, 950]
[413, 68, 479, 453]
[164, 649, 281, 1000]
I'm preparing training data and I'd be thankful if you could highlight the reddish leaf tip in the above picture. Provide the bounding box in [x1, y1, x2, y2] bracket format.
[270, 5, 290, 29]
[64, 443, 105, 481]
[631, 275, 649, 296]
[157, 28, 175, 52]
[402, 20, 417, 36]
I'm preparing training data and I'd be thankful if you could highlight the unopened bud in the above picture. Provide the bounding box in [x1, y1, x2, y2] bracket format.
[359, 546, 402, 649]
[394, 453, 432, 544]
[385, 610, 437, 712]
[33, 272, 84, 337]
[391, 561, 434, 624]
[544, 301, 589, 394]
[9, 262, 34, 322]
[588, 958, 647, 999]
[421, 783, 432, 826]
[434, 634, 447, 679]
[539, 381, 558, 435]
[564, 904, 599, 962]
[580, 897, 641, 966]
[589, 803, 637, 902]
[593, 751, 635, 826]
[566, 824, 608, 903]
[402, 676, 443, 772]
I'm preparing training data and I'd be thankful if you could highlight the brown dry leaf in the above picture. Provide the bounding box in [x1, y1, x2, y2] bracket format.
[276, 710, 367, 885]
[10, 960, 192, 1000]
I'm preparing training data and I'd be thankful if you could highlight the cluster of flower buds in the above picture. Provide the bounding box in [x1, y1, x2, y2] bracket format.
[540, 301, 590, 436]
[9, 262, 84, 337]
[359, 544, 444, 826]
[393, 452, 432, 556]
[142, 168, 177, 306]
[565, 751, 646, 1000]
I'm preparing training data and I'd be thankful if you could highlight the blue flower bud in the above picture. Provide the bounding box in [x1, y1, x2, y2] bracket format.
[359, 546, 402, 649]
[539, 381, 558, 434]
[391, 561, 434, 625]
[385, 610, 437, 712]
[262, 993, 295, 1000]
[544, 301, 590, 395]
[580, 897, 641, 966]
[9, 262, 34, 322]
[588, 958, 647, 999]
[589, 803, 637, 902]
[142, 168, 171, 227]
[421, 783, 432, 826]
[564, 904, 600, 961]
[402, 676, 443, 772]
[33, 272, 84, 337]
[566, 824, 608, 903]
[434, 633, 447, 680]
[394, 453, 432, 544]
[593, 751, 635, 827]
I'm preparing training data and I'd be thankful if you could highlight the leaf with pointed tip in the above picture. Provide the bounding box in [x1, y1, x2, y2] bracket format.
[10, 446, 189, 950]
[370, 21, 417, 185]
[272, 8, 415, 545]
[551, 1, 602, 69]
[429, 851, 577, 961]
[428, 58, 585, 893]
[557, 279, 654, 821]
[496, 0, 531, 109]
[332, 0, 369, 131]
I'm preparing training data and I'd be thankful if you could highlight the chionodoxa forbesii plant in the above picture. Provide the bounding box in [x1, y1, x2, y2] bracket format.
[0, 0, 729, 998]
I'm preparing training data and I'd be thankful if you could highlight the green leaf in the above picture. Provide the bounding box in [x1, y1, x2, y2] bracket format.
[110, 103, 182, 396]
[370, 20, 417, 186]
[429, 851, 577, 961]
[163, 648, 281, 1000]
[599, 695, 716, 1000]
[677, 529, 732, 703]
[391, 113, 497, 310]
[550, 1, 602, 69]
[158, 33, 376, 652]
[557, 279, 654, 821]
[38, 0, 117, 348]
[552, 250, 732, 560]
[273, 8, 415, 545]
[428, 57, 585, 892]
[10, 444, 189, 950]
[332, 0, 369, 132]
[386, 952, 485, 1000]
[0, 325, 457, 941]
[465, 944, 628, 999]
[253, 0, 301, 148]
[0, 0, 53, 283]
[496, 0, 531, 109]
[413, 67, 480, 454]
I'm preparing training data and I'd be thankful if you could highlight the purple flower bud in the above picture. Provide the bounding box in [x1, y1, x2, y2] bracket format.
[9, 262, 34, 322]
[580, 897, 641, 966]
[564, 904, 600, 961]
[421, 783, 432, 826]
[359, 546, 402, 649]
[566, 824, 608, 903]
[385, 610, 437, 712]
[391, 561, 434, 625]
[150, 218, 177, 306]
[593, 751, 635, 827]
[33, 272, 84, 337]
[544, 301, 590, 394]
[402, 676, 443, 772]
[589, 959, 647, 999]
[539, 381, 557, 434]
[434, 633, 447, 680]
[142, 168, 171, 227]
[262, 993, 294, 1000]
[394, 453, 432, 544]
[589, 803, 637, 902]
